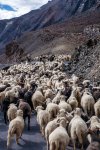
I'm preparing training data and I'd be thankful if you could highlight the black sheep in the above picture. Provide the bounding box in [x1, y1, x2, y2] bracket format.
[2, 97, 10, 124]
[24, 90, 33, 110]
[18, 99, 31, 130]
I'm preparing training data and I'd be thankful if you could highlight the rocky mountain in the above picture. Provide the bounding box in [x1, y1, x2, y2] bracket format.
[0, 0, 100, 52]
[69, 39, 100, 81]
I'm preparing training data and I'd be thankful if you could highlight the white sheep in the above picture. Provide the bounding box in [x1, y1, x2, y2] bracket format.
[49, 117, 70, 150]
[68, 108, 88, 150]
[52, 90, 62, 104]
[81, 90, 95, 116]
[7, 103, 17, 122]
[59, 99, 72, 113]
[36, 106, 50, 136]
[94, 99, 100, 117]
[44, 88, 55, 100]
[5, 88, 19, 102]
[57, 109, 66, 118]
[7, 109, 24, 148]
[45, 118, 59, 149]
[67, 92, 78, 110]
[89, 116, 100, 131]
[46, 102, 59, 120]
[32, 87, 45, 109]
[87, 116, 100, 143]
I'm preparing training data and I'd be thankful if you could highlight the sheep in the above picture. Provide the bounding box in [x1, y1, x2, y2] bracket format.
[36, 106, 50, 136]
[52, 90, 62, 104]
[44, 88, 55, 100]
[71, 74, 79, 86]
[7, 103, 17, 122]
[0, 84, 7, 92]
[49, 117, 70, 150]
[59, 99, 72, 113]
[54, 78, 64, 91]
[0, 91, 6, 106]
[68, 108, 88, 150]
[5, 88, 19, 103]
[32, 87, 45, 109]
[87, 116, 100, 143]
[86, 142, 100, 150]
[94, 99, 100, 117]
[7, 109, 24, 148]
[2, 96, 10, 124]
[82, 80, 90, 88]
[67, 89, 78, 110]
[87, 116, 100, 134]
[81, 90, 95, 116]
[57, 109, 66, 118]
[46, 102, 59, 120]
[24, 89, 33, 110]
[93, 88, 100, 102]
[18, 99, 31, 130]
[45, 118, 59, 149]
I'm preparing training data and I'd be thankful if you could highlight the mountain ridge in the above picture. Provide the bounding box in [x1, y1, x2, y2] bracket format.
[0, 0, 100, 52]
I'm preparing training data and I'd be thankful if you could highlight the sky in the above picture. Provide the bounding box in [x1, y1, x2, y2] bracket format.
[0, 0, 49, 20]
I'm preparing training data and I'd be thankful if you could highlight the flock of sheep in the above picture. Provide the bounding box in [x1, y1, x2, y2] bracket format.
[0, 54, 100, 150]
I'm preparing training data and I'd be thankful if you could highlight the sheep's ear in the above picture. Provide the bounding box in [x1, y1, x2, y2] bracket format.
[56, 118, 60, 123]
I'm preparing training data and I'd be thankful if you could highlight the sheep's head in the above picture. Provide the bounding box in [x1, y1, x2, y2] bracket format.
[57, 117, 68, 128]
[90, 116, 100, 123]
[82, 80, 90, 88]
[74, 107, 81, 116]
[13, 90, 19, 98]
[35, 106, 44, 112]
[16, 109, 23, 117]
[59, 109, 66, 114]
[46, 98, 51, 105]
[9, 103, 17, 108]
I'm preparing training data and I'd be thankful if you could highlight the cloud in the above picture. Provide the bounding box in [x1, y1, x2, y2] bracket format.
[0, 0, 49, 20]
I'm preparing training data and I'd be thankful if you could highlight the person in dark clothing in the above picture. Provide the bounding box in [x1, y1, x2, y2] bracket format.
[2, 97, 10, 124]
[62, 81, 72, 100]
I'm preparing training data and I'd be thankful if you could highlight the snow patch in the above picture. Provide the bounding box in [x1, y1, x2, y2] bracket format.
[5, 21, 13, 29]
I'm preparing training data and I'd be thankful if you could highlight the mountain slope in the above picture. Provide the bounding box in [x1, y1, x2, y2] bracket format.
[0, 7, 99, 64]
[0, 0, 99, 51]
